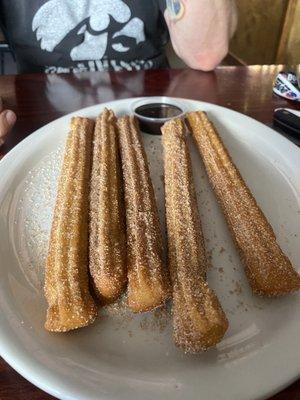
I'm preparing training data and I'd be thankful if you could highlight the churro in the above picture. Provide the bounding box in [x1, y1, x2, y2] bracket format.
[89, 109, 127, 304]
[44, 117, 97, 332]
[162, 118, 228, 353]
[187, 111, 300, 296]
[117, 115, 170, 312]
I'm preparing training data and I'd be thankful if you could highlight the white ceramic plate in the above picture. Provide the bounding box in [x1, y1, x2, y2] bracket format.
[0, 97, 299, 400]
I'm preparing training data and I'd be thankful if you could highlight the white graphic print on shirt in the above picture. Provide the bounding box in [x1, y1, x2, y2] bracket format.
[32, 0, 151, 72]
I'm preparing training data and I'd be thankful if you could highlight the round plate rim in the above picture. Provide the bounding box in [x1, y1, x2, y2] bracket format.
[0, 97, 299, 400]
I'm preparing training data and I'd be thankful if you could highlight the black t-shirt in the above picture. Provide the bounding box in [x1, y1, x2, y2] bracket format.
[0, 0, 168, 73]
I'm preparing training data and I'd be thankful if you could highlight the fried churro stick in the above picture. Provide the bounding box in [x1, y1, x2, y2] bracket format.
[117, 116, 170, 312]
[45, 117, 97, 332]
[89, 109, 127, 304]
[187, 111, 300, 296]
[162, 118, 228, 353]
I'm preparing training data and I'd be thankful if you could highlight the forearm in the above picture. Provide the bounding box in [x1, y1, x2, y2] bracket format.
[166, 0, 237, 71]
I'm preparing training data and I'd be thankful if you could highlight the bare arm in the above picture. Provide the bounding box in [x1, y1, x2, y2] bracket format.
[165, 0, 237, 71]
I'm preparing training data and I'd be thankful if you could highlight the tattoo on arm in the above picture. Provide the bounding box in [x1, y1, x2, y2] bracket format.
[166, 0, 185, 21]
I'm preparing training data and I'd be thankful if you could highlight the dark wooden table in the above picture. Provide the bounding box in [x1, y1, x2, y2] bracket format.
[0, 66, 299, 399]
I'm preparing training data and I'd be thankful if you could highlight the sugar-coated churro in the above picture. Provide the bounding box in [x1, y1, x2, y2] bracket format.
[44, 117, 97, 332]
[89, 108, 127, 304]
[162, 118, 228, 353]
[187, 111, 300, 296]
[117, 115, 170, 312]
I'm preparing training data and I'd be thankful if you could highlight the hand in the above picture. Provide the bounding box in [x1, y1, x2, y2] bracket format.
[0, 97, 16, 146]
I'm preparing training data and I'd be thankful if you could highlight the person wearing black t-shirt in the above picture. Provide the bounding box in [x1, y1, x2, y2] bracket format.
[0, 0, 237, 142]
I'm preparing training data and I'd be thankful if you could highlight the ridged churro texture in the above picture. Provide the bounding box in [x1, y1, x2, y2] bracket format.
[162, 118, 228, 353]
[45, 117, 97, 332]
[89, 109, 127, 304]
[117, 115, 170, 312]
[187, 111, 300, 296]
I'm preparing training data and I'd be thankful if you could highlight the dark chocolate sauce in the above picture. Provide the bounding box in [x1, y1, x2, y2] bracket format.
[134, 103, 183, 135]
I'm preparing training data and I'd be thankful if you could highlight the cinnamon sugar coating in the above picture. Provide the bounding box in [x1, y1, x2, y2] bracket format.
[117, 116, 170, 312]
[44, 117, 97, 332]
[162, 118, 228, 353]
[89, 109, 127, 304]
[187, 111, 300, 296]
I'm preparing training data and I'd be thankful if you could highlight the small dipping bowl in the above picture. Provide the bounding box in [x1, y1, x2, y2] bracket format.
[131, 97, 185, 135]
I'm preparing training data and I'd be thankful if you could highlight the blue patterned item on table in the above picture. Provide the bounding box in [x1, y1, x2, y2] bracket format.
[273, 71, 300, 101]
